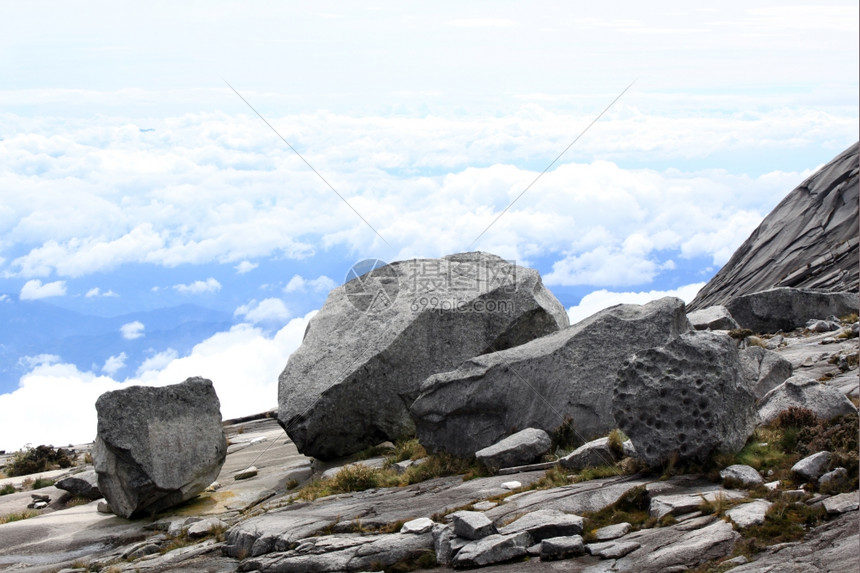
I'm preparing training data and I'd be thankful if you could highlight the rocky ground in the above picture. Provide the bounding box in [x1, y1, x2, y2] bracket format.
[0, 315, 857, 573]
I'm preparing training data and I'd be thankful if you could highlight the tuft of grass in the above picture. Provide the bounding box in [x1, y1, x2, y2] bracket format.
[0, 484, 16, 496]
[331, 464, 380, 492]
[32, 477, 54, 490]
[728, 328, 754, 340]
[385, 438, 427, 466]
[735, 499, 826, 554]
[607, 429, 627, 459]
[573, 465, 622, 483]
[0, 509, 41, 524]
[839, 312, 858, 324]
[581, 485, 651, 541]
[549, 417, 580, 453]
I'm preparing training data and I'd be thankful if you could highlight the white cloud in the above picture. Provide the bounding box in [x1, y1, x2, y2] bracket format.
[120, 321, 145, 340]
[566, 282, 705, 325]
[235, 260, 258, 274]
[19, 279, 67, 300]
[284, 274, 337, 294]
[135, 349, 178, 376]
[448, 18, 515, 27]
[102, 352, 127, 376]
[0, 294, 9, 303]
[173, 278, 221, 294]
[85, 287, 118, 298]
[0, 312, 315, 451]
[234, 298, 292, 325]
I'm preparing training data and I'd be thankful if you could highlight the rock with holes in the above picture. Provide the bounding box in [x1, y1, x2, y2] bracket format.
[92, 377, 228, 519]
[757, 376, 857, 424]
[474, 428, 552, 471]
[412, 297, 691, 457]
[277, 252, 569, 460]
[613, 331, 758, 467]
[739, 346, 793, 399]
[725, 288, 859, 334]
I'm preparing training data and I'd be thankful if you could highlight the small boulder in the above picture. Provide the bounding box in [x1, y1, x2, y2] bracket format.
[758, 377, 857, 424]
[725, 287, 859, 334]
[823, 492, 859, 514]
[452, 511, 497, 540]
[55, 470, 101, 500]
[819, 467, 848, 490]
[719, 464, 764, 488]
[593, 522, 631, 541]
[452, 532, 532, 568]
[500, 481, 521, 490]
[475, 428, 551, 471]
[725, 499, 772, 528]
[587, 539, 640, 559]
[540, 535, 586, 560]
[613, 331, 758, 467]
[234, 466, 258, 480]
[92, 377, 228, 519]
[739, 346, 793, 399]
[559, 437, 619, 471]
[187, 517, 228, 538]
[791, 451, 832, 482]
[401, 517, 435, 534]
[687, 305, 739, 331]
[497, 508, 584, 541]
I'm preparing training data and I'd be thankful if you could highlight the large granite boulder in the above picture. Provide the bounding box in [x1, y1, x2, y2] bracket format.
[411, 297, 691, 456]
[757, 376, 857, 424]
[725, 287, 858, 334]
[92, 377, 228, 519]
[278, 252, 569, 460]
[613, 331, 758, 467]
[688, 142, 859, 310]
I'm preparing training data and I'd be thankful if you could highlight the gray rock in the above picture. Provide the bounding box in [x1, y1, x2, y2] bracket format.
[187, 517, 228, 538]
[92, 377, 228, 519]
[807, 319, 841, 332]
[791, 451, 833, 481]
[540, 535, 586, 560]
[234, 466, 258, 480]
[97, 500, 112, 514]
[452, 510, 497, 540]
[413, 297, 691, 456]
[725, 499, 772, 528]
[55, 470, 101, 500]
[432, 523, 454, 566]
[687, 305, 739, 331]
[560, 436, 619, 470]
[452, 532, 532, 568]
[593, 522, 631, 541]
[278, 252, 569, 460]
[719, 464, 764, 488]
[400, 517, 434, 534]
[739, 346, 793, 399]
[496, 508, 584, 541]
[819, 467, 848, 489]
[613, 331, 758, 467]
[475, 428, 552, 471]
[649, 490, 746, 519]
[587, 539, 640, 558]
[688, 143, 859, 311]
[758, 376, 857, 424]
[823, 492, 859, 514]
[725, 287, 859, 334]
[628, 520, 739, 572]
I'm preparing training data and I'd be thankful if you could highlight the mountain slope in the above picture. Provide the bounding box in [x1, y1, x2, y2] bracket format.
[689, 142, 859, 311]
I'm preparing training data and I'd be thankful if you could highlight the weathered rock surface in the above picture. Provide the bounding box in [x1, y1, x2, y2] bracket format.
[452, 532, 532, 568]
[92, 377, 228, 519]
[560, 437, 620, 471]
[475, 428, 552, 471]
[593, 522, 631, 541]
[613, 331, 758, 467]
[55, 470, 101, 500]
[739, 346, 793, 399]
[278, 252, 569, 460]
[688, 142, 859, 310]
[496, 508, 584, 541]
[719, 464, 764, 488]
[823, 491, 859, 514]
[791, 451, 833, 482]
[539, 535, 586, 560]
[649, 490, 746, 519]
[687, 305, 739, 331]
[757, 376, 857, 423]
[452, 510, 497, 540]
[586, 539, 639, 559]
[412, 297, 691, 456]
[724, 287, 859, 334]
[725, 499, 772, 528]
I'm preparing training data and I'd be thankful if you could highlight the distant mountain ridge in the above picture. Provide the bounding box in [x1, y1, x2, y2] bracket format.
[689, 142, 859, 310]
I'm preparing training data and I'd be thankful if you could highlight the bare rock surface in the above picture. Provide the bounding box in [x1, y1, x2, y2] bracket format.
[278, 252, 569, 460]
[688, 141, 859, 310]
[613, 331, 758, 467]
[475, 428, 552, 471]
[758, 376, 857, 423]
[725, 287, 859, 334]
[412, 297, 691, 456]
[93, 377, 228, 519]
[496, 508, 584, 541]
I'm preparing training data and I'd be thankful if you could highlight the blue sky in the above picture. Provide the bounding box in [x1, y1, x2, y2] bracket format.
[0, 1, 857, 450]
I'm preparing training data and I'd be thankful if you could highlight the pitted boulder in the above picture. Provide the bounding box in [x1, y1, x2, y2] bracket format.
[92, 377, 227, 519]
[613, 331, 758, 467]
[725, 287, 858, 334]
[278, 252, 569, 460]
[412, 297, 691, 456]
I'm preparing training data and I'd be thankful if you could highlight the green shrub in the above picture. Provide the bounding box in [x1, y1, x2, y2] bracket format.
[0, 484, 15, 496]
[32, 477, 54, 490]
[6, 445, 73, 477]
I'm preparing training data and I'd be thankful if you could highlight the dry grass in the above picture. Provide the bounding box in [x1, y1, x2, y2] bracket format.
[0, 509, 41, 524]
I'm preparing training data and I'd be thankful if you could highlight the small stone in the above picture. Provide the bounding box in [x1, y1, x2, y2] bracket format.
[32, 501, 48, 509]
[783, 489, 807, 500]
[500, 481, 522, 490]
[823, 492, 859, 514]
[97, 501, 113, 514]
[205, 481, 221, 492]
[764, 481, 780, 491]
[401, 517, 435, 534]
[720, 464, 764, 487]
[187, 517, 227, 538]
[725, 499, 772, 528]
[452, 511, 497, 540]
[791, 451, 832, 481]
[587, 539, 640, 559]
[540, 535, 586, 560]
[472, 501, 498, 511]
[593, 522, 631, 541]
[234, 466, 258, 480]
[722, 555, 749, 566]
